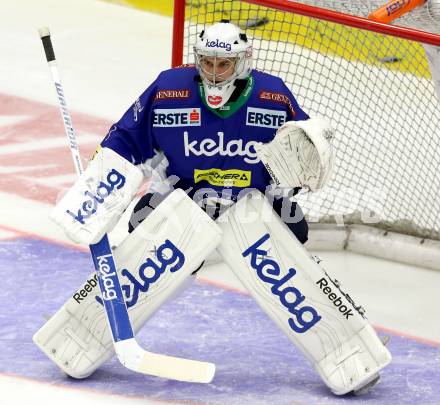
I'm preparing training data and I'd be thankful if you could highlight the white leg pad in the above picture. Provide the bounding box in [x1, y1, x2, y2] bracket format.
[33, 189, 222, 378]
[216, 190, 391, 395]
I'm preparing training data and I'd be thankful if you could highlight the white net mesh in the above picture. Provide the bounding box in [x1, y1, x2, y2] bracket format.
[181, 0, 440, 240]
[299, 0, 440, 34]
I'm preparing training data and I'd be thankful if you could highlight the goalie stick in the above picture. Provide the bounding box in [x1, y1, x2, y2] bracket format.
[37, 27, 215, 383]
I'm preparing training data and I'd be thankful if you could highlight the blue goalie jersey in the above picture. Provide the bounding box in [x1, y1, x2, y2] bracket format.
[101, 66, 309, 200]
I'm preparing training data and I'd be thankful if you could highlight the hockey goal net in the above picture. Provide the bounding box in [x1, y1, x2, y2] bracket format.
[172, 0, 440, 267]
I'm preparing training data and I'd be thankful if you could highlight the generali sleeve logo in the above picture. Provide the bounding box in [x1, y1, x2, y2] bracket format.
[154, 89, 191, 100]
[259, 90, 296, 117]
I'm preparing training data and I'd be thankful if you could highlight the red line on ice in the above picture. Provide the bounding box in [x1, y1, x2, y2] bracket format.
[0, 93, 110, 204]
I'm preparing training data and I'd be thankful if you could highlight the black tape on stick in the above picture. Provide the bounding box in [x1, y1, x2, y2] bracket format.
[38, 27, 56, 62]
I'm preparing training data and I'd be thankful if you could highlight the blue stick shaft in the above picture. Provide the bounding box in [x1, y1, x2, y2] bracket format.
[39, 27, 134, 344]
[90, 236, 134, 342]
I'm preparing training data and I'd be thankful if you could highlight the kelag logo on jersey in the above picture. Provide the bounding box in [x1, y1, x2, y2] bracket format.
[246, 107, 287, 129]
[243, 233, 321, 333]
[184, 131, 261, 164]
[194, 168, 251, 187]
[153, 108, 201, 127]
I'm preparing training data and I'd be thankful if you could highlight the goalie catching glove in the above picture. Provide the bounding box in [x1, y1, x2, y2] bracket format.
[255, 117, 334, 191]
[51, 147, 144, 245]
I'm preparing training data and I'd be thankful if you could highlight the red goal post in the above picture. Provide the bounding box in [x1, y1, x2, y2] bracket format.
[171, 0, 440, 269]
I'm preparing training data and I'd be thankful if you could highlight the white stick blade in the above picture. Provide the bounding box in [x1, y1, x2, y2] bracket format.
[138, 352, 215, 383]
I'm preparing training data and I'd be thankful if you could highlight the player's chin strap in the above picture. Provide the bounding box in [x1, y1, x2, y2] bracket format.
[216, 190, 391, 395]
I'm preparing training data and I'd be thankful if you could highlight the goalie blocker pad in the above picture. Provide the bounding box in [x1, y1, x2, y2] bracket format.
[216, 190, 391, 395]
[34, 189, 222, 378]
[51, 147, 144, 245]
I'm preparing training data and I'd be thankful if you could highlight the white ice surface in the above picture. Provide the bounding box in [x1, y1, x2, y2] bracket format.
[1, 0, 440, 404]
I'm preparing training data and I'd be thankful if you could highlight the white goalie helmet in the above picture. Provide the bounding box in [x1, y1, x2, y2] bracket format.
[194, 21, 253, 109]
